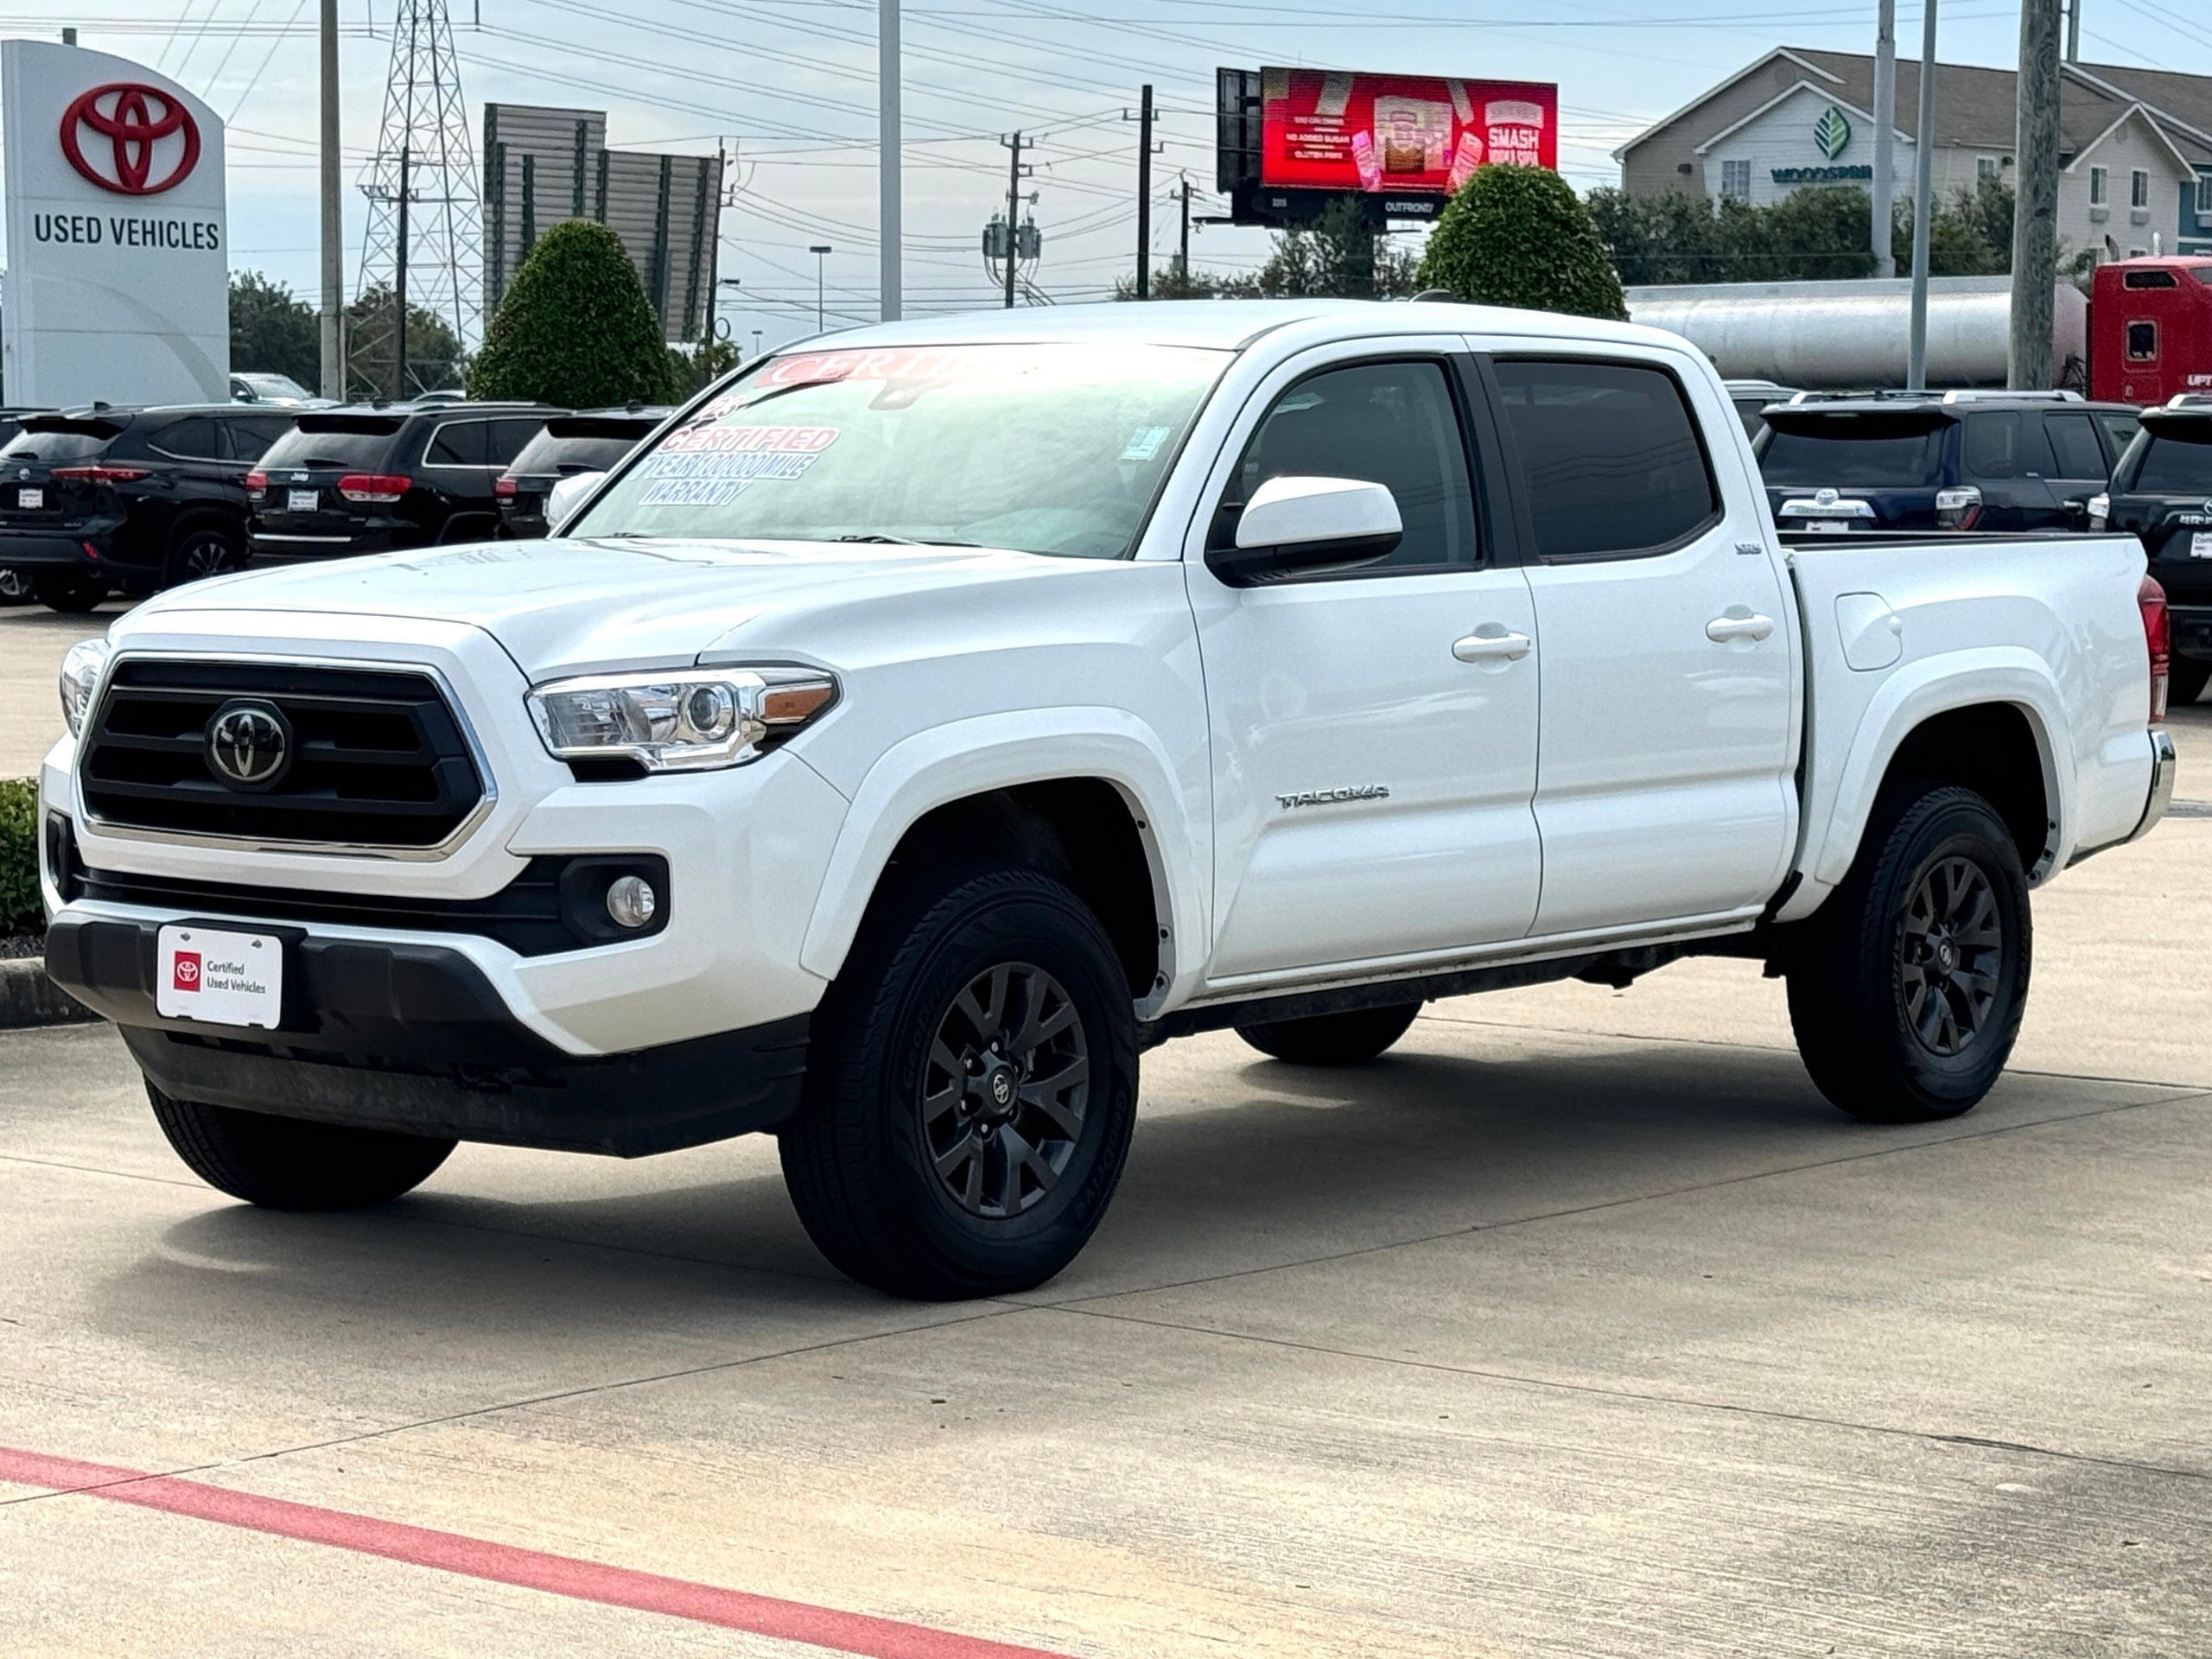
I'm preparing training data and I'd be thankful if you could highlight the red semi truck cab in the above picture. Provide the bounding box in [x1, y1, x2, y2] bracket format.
[2092, 257, 2212, 405]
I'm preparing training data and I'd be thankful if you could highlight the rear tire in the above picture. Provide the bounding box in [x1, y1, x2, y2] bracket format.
[35, 575, 105, 613]
[147, 1084, 456, 1208]
[2171, 658, 2210, 708]
[1785, 785, 2030, 1123]
[779, 865, 1139, 1300]
[1236, 1001, 1421, 1067]
[163, 521, 245, 588]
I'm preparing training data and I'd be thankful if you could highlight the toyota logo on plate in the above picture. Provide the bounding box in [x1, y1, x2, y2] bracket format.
[206, 701, 291, 791]
[60, 82, 201, 196]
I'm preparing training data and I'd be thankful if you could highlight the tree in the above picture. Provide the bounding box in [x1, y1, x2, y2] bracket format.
[1419, 163, 1627, 320]
[229, 270, 320, 385]
[1114, 195, 1416, 302]
[469, 220, 674, 406]
[667, 334, 739, 398]
[344, 284, 465, 399]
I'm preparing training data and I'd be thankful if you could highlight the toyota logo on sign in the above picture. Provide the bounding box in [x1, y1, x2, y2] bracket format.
[60, 82, 200, 196]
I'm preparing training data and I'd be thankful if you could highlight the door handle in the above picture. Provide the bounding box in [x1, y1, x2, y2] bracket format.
[1706, 611, 1775, 644]
[1452, 626, 1533, 664]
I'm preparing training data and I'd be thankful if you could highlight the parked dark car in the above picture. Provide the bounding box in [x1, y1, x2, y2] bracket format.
[495, 406, 669, 538]
[1754, 390, 2139, 534]
[0, 404, 298, 613]
[246, 402, 561, 564]
[2093, 394, 2212, 705]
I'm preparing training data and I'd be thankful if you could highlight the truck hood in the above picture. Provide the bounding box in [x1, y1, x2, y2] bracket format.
[133, 536, 1109, 678]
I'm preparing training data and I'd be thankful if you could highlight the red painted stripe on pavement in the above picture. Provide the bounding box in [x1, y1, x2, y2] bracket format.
[0, 1445, 1070, 1659]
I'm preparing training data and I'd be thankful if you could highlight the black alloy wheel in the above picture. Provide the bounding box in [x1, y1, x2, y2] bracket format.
[167, 525, 244, 587]
[1897, 855, 2001, 1058]
[921, 961, 1090, 1219]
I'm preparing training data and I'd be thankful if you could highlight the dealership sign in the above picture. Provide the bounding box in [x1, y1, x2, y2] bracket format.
[3, 42, 229, 406]
[1259, 67, 1558, 198]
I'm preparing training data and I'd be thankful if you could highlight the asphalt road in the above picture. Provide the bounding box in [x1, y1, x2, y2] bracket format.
[3, 606, 2210, 1656]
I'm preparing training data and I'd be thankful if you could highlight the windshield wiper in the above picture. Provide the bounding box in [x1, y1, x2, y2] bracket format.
[835, 533, 982, 548]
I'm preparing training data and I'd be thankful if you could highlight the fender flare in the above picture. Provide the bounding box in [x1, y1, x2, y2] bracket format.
[1803, 648, 2067, 899]
[798, 708, 1209, 1011]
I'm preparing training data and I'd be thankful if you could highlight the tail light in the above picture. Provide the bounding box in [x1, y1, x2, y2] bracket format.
[493, 474, 518, 497]
[243, 470, 267, 498]
[1934, 486, 1982, 531]
[337, 473, 410, 503]
[49, 465, 148, 482]
[2141, 574, 2170, 723]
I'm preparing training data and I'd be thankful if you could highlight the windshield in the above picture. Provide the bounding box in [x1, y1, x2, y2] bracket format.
[571, 342, 1229, 559]
[1758, 416, 1950, 488]
[2128, 429, 2212, 494]
[240, 372, 315, 400]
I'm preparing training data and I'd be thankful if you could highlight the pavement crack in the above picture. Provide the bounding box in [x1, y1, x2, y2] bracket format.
[1046, 1304, 2212, 1485]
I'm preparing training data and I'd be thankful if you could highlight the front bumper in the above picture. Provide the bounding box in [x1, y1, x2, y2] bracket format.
[47, 914, 809, 1154]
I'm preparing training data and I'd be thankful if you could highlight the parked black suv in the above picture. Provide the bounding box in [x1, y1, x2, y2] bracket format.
[2094, 395, 2212, 705]
[0, 404, 298, 613]
[1754, 391, 2140, 534]
[246, 402, 560, 564]
[495, 407, 667, 537]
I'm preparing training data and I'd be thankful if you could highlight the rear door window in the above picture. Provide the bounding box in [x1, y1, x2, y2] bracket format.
[426, 421, 490, 467]
[152, 418, 225, 461]
[1963, 412, 2027, 479]
[1491, 359, 1719, 560]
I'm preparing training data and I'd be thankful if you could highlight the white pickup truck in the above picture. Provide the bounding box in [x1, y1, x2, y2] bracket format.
[41, 301, 2176, 1299]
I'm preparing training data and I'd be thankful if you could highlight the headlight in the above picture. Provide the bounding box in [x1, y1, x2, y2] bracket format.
[58, 638, 110, 738]
[527, 666, 837, 772]
[2087, 493, 2111, 531]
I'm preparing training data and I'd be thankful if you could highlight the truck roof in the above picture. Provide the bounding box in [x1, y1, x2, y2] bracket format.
[781, 298, 1687, 357]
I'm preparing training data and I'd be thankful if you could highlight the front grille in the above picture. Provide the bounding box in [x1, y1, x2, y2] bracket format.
[79, 659, 486, 849]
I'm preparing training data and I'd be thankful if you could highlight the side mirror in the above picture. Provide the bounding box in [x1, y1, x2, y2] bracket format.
[1208, 475, 1402, 587]
[544, 470, 607, 533]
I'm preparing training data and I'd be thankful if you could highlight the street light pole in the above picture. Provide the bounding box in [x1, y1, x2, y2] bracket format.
[317, 0, 344, 399]
[880, 0, 900, 321]
[809, 245, 832, 334]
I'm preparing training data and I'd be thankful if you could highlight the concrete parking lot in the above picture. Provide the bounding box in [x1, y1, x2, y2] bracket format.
[4, 600, 2210, 1656]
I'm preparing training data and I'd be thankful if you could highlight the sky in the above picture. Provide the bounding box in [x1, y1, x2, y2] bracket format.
[4, 0, 2209, 357]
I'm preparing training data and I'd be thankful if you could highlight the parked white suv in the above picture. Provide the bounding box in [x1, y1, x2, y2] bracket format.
[41, 302, 2176, 1298]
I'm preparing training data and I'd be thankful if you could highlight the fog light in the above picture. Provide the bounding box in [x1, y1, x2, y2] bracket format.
[606, 874, 658, 929]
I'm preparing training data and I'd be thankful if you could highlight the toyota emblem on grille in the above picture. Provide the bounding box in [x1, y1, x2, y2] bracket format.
[206, 701, 291, 791]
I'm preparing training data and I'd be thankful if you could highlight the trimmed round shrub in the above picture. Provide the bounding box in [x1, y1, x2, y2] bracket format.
[1416, 165, 1629, 321]
[468, 220, 676, 406]
[0, 778, 40, 935]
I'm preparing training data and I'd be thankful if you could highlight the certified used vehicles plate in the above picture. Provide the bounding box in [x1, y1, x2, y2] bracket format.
[1804, 518, 1853, 534]
[2191, 530, 2212, 559]
[18, 487, 41, 510]
[287, 488, 319, 513]
[156, 925, 282, 1028]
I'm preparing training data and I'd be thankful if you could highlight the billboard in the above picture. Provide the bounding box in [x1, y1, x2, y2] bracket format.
[2, 41, 229, 405]
[1262, 67, 1557, 196]
[483, 104, 722, 342]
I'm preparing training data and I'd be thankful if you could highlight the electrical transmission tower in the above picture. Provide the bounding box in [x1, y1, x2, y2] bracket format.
[354, 0, 483, 397]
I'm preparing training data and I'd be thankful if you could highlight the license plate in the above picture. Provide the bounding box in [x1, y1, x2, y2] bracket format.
[287, 488, 318, 513]
[18, 486, 41, 509]
[1805, 518, 1852, 534]
[2192, 531, 2212, 559]
[156, 925, 283, 1028]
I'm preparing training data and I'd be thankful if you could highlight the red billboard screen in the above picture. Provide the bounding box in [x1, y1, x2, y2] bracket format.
[1259, 67, 1558, 197]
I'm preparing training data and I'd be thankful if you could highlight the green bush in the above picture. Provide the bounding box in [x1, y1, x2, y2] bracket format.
[468, 220, 676, 407]
[0, 779, 40, 935]
[1417, 164, 1629, 321]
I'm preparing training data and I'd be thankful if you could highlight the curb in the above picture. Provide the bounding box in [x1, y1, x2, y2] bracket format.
[0, 954, 98, 1029]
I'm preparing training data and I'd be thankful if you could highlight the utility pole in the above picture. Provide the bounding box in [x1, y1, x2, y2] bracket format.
[2011, 0, 2062, 388]
[879, 0, 900, 321]
[1907, 0, 1940, 390]
[2065, 0, 2082, 63]
[1177, 175, 1192, 283]
[1872, 0, 1897, 278]
[808, 244, 831, 332]
[392, 147, 410, 401]
[1001, 131, 1027, 308]
[318, 0, 344, 399]
[1135, 85, 1154, 300]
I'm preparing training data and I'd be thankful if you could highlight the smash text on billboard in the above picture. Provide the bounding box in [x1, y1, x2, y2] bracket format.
[1259, 68, 1557, 196]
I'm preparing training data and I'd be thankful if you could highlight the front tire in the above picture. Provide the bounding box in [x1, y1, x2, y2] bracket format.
[779, 865, 1139, 1300]
[1786, 785, 2031, 1123]
[148, 1084, 456, 1208]
[35, 574, 105, 613]
[1236, 1001, 1421, 1066]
